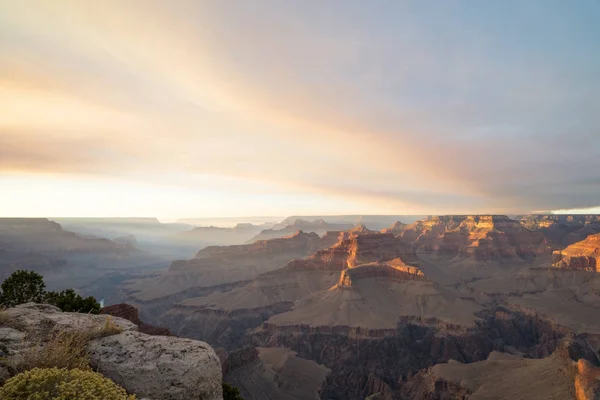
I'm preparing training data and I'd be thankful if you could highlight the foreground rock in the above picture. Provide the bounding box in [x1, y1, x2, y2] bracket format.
[1, 303, 223, 400]
[89, 331, 222, 400]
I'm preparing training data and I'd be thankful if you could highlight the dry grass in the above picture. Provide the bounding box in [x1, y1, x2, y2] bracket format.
[0, 309, 10, 325]
[8, 316, 123, 374]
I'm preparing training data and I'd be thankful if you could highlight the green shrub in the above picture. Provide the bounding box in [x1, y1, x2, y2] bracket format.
[0, 367, 136, 399]
[0, 270, 46, 307]
[45, 289, 101, 314]
[223, 381, 244, 400]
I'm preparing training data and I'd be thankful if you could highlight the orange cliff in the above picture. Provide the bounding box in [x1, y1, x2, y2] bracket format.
[282, 226, 417, 272]
[552, 233, 600, 272]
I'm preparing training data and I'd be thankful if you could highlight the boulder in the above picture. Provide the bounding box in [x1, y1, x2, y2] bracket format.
[88, 330, 223, 400]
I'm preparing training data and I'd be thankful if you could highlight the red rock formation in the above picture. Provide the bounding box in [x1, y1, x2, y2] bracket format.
[101, 303, 171, 335]
[283, 227, 417, 272]
[552, 233, 600, 272]
[336, 258, 425, 288]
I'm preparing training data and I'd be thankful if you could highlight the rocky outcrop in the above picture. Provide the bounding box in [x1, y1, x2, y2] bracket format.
[89, 331, 222, 400]
[1, 303, 223, 400]
[335, 258, 425, 288]
[400, 215, 551, 261]
[284, 227, 417, 272]
[552, 233, 600, 272]
[247, 218, 353, 243]
[100, 303, 171, 335]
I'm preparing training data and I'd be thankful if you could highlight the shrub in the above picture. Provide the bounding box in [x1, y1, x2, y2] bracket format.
[0, 367, 136, 399]
[223, 381, 245, 400]
[0, 270, 46, 307]
[45, 289, 101, 314]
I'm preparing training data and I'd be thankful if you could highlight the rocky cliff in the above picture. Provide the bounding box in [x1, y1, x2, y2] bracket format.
[519, 214, 600, 246]
[0, 303, 223, 399]
[552, 233, 600, 272]
[400, 215, 550, 261]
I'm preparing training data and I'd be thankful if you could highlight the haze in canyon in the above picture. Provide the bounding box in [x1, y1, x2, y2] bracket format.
[1, 1, 600, 399]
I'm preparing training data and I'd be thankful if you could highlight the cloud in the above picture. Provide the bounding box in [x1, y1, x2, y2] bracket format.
[1, 0, 599, 215]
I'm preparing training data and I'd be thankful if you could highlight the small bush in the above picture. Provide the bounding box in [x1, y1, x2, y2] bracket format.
[45, 289, 101, 314]
[223, 381, 245, 400]
[0, 367, 136, 399]
[0, 270, 46, 307]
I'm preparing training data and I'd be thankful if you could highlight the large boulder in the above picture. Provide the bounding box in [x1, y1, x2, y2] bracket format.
[88, 330, 222, 400]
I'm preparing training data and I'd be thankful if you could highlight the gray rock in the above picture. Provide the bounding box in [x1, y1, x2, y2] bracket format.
[6, 302, 137, 336]
[88, 330, 223, 400]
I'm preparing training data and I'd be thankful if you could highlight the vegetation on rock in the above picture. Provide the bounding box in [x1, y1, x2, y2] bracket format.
[223, 381, 244, 400]
[0, 270, 101, 313]
[0, 270, 46, 307]
[0, 367, 136, 399]
[45, 289, 101, 314]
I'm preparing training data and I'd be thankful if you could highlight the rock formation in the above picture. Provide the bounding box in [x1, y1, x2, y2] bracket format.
[519, 214, 600, 246]
[552, 233, 600, 272]
[0, 303, 223, 400]
[400, 215, 551, 261]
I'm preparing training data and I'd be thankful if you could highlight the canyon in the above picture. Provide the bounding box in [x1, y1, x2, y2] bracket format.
[3, 215, 600, 399]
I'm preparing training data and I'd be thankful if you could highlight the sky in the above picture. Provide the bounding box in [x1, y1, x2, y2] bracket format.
[1, 0, 599, 219]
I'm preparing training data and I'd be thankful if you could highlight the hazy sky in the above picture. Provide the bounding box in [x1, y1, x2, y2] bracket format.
[1, 1, 599, 219]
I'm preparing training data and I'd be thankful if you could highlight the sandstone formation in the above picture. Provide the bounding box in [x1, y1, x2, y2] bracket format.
[552, 233, 600, 272]
[400, 215, 551, 261]
[247, 219, 353, 243]
[0, 303, 223, 400]
[100, 303, 171, 335]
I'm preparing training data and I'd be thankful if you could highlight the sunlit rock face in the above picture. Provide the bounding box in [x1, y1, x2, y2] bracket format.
[552, 233, 600, 272]
[399, 215, 551, 261]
